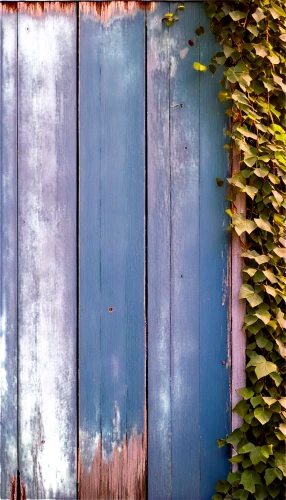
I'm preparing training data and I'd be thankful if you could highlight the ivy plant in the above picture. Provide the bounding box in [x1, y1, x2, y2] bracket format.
[164, 1, 286, 498]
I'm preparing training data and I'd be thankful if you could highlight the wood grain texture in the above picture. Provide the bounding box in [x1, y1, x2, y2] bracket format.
[231, 152, 246, 434]
[148, 3, 230, 499]
[79, 4, 146, 498]
[17, 4, 77, 498]
[169, 5, 201, 499]
[0, 6, 18, 498]
[199, 7, 231, 496]
[147, 4, 171, 499]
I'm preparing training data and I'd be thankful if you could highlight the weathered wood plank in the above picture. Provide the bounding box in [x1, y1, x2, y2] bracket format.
[147, 3, 172, 500]
[79, 4, 146, 499]
[17, 3, 77, 497]
[0, 6, 18, 498]
[79, 5, 102, 490]
[231, 152, 246, 434]
[169, 4, 201, 499]
[199, 6, 231, 496]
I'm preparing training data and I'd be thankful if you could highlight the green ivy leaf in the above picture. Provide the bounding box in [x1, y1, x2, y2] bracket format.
[229, 10, 247, 21]
[236, 387, 254, 400]
[275, 339, 286, 358]
[239, 284, 263, 307]
[254, 218, 274, 233]
[254, 406, 272, 424]
[243, 186, 258, 199]
[254, 484, 268, 500]
[233, 399, 251, 417]
[250, 447, 268, 465]
[275, 453, 286, 475]
[240, 469, 261, 493]
[255, 361, 277, 380]
[252, 7, 265, 23]
[215, 480, 230, 494]
[269, 372, 283, 387]
[232, 215, 257, 236]
[237, 442, 256, 453]
[233, 490, 249, 500]
[271, 2, 286, 17]
[227, 472, 241, 484]
[254, 307, 271, 324]
[229, 454, 244, 464]
[226, 428, 242, 445]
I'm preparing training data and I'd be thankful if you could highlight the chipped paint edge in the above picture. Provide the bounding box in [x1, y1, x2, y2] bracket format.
[79, 406, 147, 500]
[80, 1, 156, 25]
[0, 2, 18, 14]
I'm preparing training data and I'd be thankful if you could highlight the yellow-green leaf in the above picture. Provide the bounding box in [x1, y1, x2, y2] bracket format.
[239, 284, 263, 307]
[193, 62, 207, 72]
[255, 361, 277, 380]
[254, 218, 274, 233]
[271, 2, 286, 17]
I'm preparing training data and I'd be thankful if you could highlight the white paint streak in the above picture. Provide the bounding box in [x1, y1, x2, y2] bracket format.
[18, 8, 76, 497]
[180, 47, 189, 59]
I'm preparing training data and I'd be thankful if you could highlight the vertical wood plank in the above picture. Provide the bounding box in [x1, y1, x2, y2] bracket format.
[79, 4, 102, 485]
[199, 6, 231, 496]
[0, 5, 18, 498]
[17, 3, 77, 497]
[79, 4, 146, 498]
[147, 4, 172, 499]
[231, 153, 246, 433]
[169, 4, 201, 499]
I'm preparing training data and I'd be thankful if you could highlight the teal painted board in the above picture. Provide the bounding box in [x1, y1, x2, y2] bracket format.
[79, 4, 146, 499]
[148, 3, 230, 499]
[147, 3, 172, 499]
[0, 6, 18, 498]
[198, 7, 231, 498]
[169, 4, 201, 499]
[17, 4, 77, 497]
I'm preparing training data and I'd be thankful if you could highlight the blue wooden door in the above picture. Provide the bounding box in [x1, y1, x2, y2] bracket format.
[0, 3, 230, 500]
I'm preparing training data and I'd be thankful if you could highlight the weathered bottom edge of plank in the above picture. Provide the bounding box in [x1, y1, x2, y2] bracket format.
[9, 476, 17, 500]
[79, 429, 146, 500]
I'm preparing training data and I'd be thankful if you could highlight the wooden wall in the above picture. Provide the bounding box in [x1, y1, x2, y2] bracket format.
[0, 3, 231, 499]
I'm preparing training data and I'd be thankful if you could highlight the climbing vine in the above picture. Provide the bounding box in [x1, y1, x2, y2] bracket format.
[164, 1, 286, 498]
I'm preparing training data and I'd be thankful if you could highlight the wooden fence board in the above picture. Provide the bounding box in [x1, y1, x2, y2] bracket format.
[79, 4, 146, 499]
[0, 7, 18, 498]
[17, 4, 77, 497]
[198, 6, 230, 496]
[148, 3, 230, 499]
[0, 4, 232, 498]
[169, 4, 200, 499]
[79, 6, 102, 489]
[147, 4, 172, 499]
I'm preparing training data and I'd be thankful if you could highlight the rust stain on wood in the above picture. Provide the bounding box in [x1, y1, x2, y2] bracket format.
[80, 1, 155, 23]
[20, 481, 27, 500]
[18, 2, 75, 16]
[10, 476, 17, 500]
[0, 2, 18, 13]
[79, 407, 146, 500]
